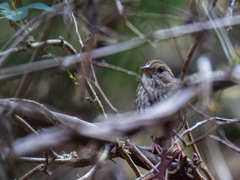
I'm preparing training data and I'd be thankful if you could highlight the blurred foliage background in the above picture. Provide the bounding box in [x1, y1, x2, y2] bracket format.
[1, 0, 240, 179]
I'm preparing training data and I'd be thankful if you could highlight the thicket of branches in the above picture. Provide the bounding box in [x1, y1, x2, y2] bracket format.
[0, 0, 240, 180]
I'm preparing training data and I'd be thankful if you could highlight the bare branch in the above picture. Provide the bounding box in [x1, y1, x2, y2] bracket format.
[14, 115, 60, 159]
[92, 61, 140, 78]
[90, 61, 118, 113]
[64, 0, 84, 48]
[225, 0, 236, 32]
[77, 144, 111, 180]
[2, 14, 240, 80]
[129, 139, 159, 172]
[180, 41, 198, 80]
[15, 115, 38, 135]
[183, 121, 214, 180]
[0, 39, 77, 57]
[209, 135, 240, 153]
[19, 164, 44, 180]
[120, 147, 142, 178]
[18, 156, 95, 168]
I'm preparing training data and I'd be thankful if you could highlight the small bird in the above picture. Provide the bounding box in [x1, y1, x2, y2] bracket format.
[135, 60, 183, 154]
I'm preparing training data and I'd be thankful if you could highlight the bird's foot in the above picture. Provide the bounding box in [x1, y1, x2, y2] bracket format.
[152, 142, 162, 155]
[151, 136, 162, 155]
[173, 137, 185, 163]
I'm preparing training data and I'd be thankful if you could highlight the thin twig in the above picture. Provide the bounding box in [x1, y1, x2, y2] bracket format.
[13, 39, 77, 98]
[2, 10, 240, 60]
[120, 147, 142, 178]
[18, 156, 94, 167]
[135, 161, 161, 180]
[86, 79, 108, 119]
[129, 139, 159, 172]
[90, 61, 118, 113]
[14, 115, 60, 159]
[77, 144, 111, 180]
[189, 104, 233, 144]
[182, 0, 218, 81]
[225, 0, 235, 32]
[115, 0, 156, 47]
[19, 164, 44, 180]
[180, 41, 198, 80]
[188, 103, 210, 119]
[127, 12, 185, 22]
[43, 149, 49, 173]
[15, 115, 38, 135]
[14, 42, 43, 98]
[205, 0, 238, 64]
[181, 116, 240, 138]
[92, 61, 140, 78]
[189, 101, 239, 153]
[0, 39, 77, 57]
[17, 145, 160, 169]
[13, 0, 75, 99]
[2, 16, 240, 80]
[215, 127, 231, 143]
[209, 135, 240, 153]
[64, 0, 84, 48]
[172, 37, 184, 64]
[184, 122, 215, 180]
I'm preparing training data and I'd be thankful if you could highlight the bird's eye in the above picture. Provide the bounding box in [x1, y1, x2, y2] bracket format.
[157, 67, 164, 73]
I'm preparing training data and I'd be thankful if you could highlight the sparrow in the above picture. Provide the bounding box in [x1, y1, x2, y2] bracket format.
[135, 60, 183, 154]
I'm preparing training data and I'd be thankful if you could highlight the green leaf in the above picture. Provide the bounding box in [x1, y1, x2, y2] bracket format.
[0, 3, 54, 21]
[25, 3, 54, 12]
[66, 70, 73, 77]
[0, 2, 10, 10]
[1, 7, 28, 21]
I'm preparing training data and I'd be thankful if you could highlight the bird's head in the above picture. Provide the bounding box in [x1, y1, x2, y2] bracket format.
[141, 60, 175, 84]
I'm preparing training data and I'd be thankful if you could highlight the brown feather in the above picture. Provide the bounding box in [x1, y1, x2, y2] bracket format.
[135, 60, 183, 144]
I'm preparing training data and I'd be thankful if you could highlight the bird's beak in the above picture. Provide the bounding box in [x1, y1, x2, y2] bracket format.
[141, 64, 153, 76]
